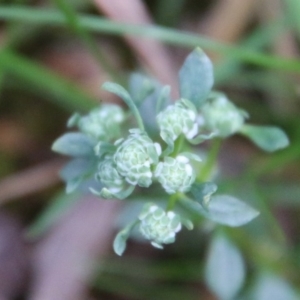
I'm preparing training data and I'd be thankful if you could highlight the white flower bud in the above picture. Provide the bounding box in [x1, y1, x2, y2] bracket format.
[200, 94, 248, 137]
[139, 203, 182, 249]
[95, 155, 125, 194]
[157, 99, 198, 142]
[154, 155, 196, 194]
[113, 129, 161, 187]
[68, 104, 125, 141]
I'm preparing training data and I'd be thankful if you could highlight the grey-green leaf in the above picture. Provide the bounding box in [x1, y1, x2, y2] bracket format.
[250, 272, 299, 300]
[113, 221, 139, 256]
[180, 195, 259, 227]
[239, 124, 289, 152]
[179, 48, 214, 108]
[52, 132, 95, 157]
[102, 82, 144, 131]
[189, 182, 218, 208]
[205, 195, 260, 226]
[205, 232, 245, 300]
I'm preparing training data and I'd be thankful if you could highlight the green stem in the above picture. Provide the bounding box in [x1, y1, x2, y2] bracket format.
[166, 193, 179, 211]
[198, 138, 222, 182]
[53, 0, 122, 83]
[172, 134, 184, 157]
[0, 6, 300, 72]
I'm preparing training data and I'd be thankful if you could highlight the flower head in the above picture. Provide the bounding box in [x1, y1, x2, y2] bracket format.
[154, 155, 196, 194]
[95, 155, 125, 195]
[68, 104, 125, 141]
[157, 99, 198, 142]
[199, 94, 248, 137]
[139, 203, 182, 248]
[113, 129, 161, 187]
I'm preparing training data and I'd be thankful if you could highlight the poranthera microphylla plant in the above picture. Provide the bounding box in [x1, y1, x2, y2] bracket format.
[52, 48, 289, 256]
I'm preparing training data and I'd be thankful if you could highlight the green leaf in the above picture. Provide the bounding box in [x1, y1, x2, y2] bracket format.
[205, 232, 245, 300]
[0, 50, 95, 112]
[250, 272, 299, 300]
[128, 73, 156, 105]
[156, 85, 171, 113]
[26, 191, 81, 239]
[189, 182, 217, 208]
[179, 48, 214, 108]
[180, 195, 259, 227]
[113, 221, 139, 256]
[206, 195, 260, 226]
[239, 124, 289, 152]
[52, 132, 95, 157]
[102, 82, 144, 131]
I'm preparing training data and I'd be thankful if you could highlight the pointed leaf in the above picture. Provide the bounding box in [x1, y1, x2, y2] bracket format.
[179, 48, 214, 108]
[189, 182, 217, 207]
[205, 195, 260, 226]
[156, 85, 171, 113]
[52, 132, 95, 157]
[102, 82, 144, 130]
[205, 232, 245, 300]
[240, 124, 289, 152]
[251, 272, 299, 300]
[128, 73, 156, 105]
[113, 221, 139, 256]
[180, 195, 259, 227]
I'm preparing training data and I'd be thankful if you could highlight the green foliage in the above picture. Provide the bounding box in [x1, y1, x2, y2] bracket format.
[179, 48, 214, 108]
[51, 48, 288, 256]
[205, 232, 245, 300]
[240, 124, 290, 152]
[52, 132, 95, 157]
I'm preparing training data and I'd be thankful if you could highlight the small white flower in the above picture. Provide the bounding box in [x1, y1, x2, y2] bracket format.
[68, 104, 125, 141]
[113, 129, 161, 188]
[138, 203, 182, 249]
[157, 99, 198, 142]
[200, 94, 248, 137]
[154, 155, 196, 194]
[95, 155, 125, 194]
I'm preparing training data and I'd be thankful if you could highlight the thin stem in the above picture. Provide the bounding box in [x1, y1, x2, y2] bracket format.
[198, 138, 222, 182]
[0, 6, 300, 72]
[172, 134, 184, 157]
[166, 193, 179, 211]
[53, 0, 122, 83]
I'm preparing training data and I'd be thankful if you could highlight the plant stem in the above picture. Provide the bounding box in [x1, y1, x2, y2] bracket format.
[198, 138, 222, 182]
[0, 6, 300, 72]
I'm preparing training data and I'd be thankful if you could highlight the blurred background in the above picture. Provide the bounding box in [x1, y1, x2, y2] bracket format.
[0, 0, 300, 299]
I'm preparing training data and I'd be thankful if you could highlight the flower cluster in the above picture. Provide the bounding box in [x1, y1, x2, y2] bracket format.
[198, 93, 248, 137]
[68, 104, 125, 141]
[138, 203, 182, 249]
[53, 48, 286, 255]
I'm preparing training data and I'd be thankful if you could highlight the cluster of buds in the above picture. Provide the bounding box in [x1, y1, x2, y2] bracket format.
[138, 203, 182, 249]
[198, 93, 248, 137]
[67, 104, 126, 141]
[157, 98, 198, 142]
[52, 48, 287, 256]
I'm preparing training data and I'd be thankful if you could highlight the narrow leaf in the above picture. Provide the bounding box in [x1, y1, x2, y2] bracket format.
[205, 195, 260, 226]
[240, 124, 289, 152]
[179, 48, 214, 108]
[26, 191, 81, 239]
[52, 132, 95, 157]
[189, 182, 217, 208]
[205, 232, 245, 300]
[180, 195, 259, 227]
[251, 272, 299, 300]
[113, 221, 139, 256]
[102, 82, 144, 130]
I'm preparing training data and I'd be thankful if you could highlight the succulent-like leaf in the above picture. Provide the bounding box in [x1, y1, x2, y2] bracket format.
[205, 232, 245, 300]
[239, 124, 289, 152]
[179, 48, 214, 108]
[52, 132, 95, 157]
